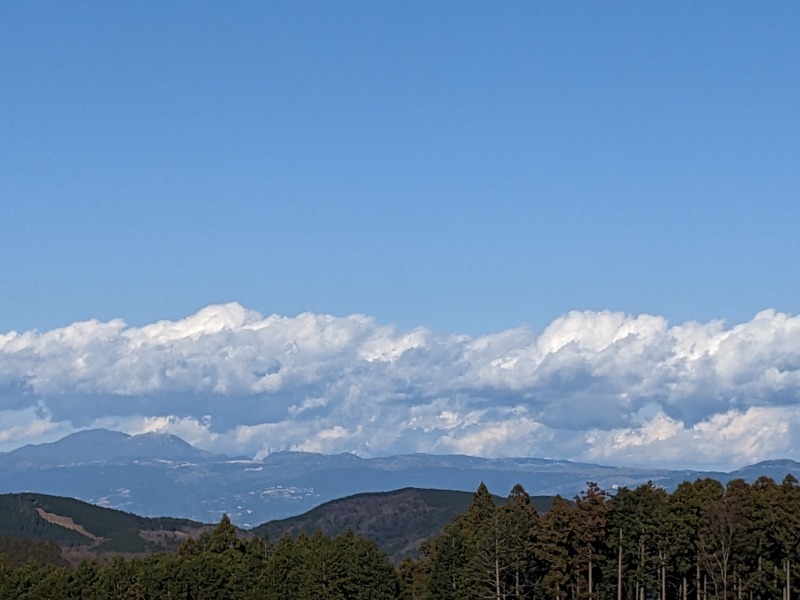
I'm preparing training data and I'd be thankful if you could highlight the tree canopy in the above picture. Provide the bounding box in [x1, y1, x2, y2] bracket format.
[4, 476, 800, 599]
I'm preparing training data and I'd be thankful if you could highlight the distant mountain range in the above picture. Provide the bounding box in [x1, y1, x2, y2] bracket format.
[1, 429, 799, 526]
[0, 429, 214, 469]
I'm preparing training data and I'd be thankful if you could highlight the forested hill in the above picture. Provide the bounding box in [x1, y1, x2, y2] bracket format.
[0, 488, 557, 565]
[252, 487, 556, 562]
[0, 492, 214, 560]
[5, 476, 800, 598]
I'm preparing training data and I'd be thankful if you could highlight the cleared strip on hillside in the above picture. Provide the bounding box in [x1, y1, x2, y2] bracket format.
[35, 508, 100, 541]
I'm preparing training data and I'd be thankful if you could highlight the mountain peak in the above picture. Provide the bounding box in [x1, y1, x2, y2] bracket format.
[125, 431, 213, 460]
[52, 428, 131, 445]
[3, 428, 213, 467]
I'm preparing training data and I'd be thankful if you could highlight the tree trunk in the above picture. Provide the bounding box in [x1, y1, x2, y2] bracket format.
[723, 559, 728, 600]
[618, 529, 623, 600]
[703, 571, 707, 600]
[495, 554, 501, 600]
[696, 563, 701, 600]
[637, 539, 645, 600]
[787, 558, 791, 600]
[694, 562, 700, 600]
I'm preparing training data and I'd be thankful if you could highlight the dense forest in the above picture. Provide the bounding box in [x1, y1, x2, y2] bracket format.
[2, 475, 800, 599]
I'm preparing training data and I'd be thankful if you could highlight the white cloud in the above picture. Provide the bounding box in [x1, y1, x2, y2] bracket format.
[2, 303, 800, 469]
[585, 406, 799, 470]
[0, 406, 74, 451]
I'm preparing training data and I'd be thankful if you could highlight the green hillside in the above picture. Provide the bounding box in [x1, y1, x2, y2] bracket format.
[0, 493, 212, 557]
[251, 486, 556, 562]
[0, 487, 557, 566]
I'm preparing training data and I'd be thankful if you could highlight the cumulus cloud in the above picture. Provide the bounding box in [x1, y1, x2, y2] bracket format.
[2, 303, 800, 469]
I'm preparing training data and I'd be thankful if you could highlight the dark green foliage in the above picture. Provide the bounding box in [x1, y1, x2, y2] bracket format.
[93, 528, 147, 553]
[537, 495, 577, 599]
[0, 514, 400, 600]
[252, 487, 555, 562]
[0, 494, 88, 544]
[0, 492, 214, 555]
[4, 478, 800, 599]
[500, 483, 541, 599]
[415, 475, 800, 600]
[423, 482, 544, 600]
[0, 536, 67, 567]
[426, 521, 471, 600]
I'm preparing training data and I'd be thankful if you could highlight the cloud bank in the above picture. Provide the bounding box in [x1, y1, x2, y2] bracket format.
[2, 303, 800, 470]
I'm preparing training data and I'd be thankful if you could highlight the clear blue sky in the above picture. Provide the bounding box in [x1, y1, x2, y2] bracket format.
[2, 2, 799, 336]
[3, 3, 800, 469]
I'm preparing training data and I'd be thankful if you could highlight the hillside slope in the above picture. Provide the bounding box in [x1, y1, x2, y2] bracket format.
[0, 493, 213, 557]
[251, 487, 556, 562]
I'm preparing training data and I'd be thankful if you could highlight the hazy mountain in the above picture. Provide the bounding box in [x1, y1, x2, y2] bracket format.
[1, 429, 798, 526]
[0, 429, 216, 469]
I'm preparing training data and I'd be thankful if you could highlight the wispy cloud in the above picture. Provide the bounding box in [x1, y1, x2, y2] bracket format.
[2, 303, 799, 469]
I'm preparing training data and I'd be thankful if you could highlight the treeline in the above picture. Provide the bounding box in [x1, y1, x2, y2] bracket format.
[2, 475, 800, 599]
[0, 537, 66, 569]
[404, 476, 800, 600]
[0, 515, 400, 599]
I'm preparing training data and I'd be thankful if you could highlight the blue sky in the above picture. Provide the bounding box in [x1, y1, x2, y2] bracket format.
[1, 3, 800, 468]
[3, 2, 799, 335]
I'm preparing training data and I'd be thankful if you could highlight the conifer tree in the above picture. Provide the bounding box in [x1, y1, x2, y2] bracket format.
[462, 482, 506, 600]
[426, 520, 471, 600]
[398, 555, 430, 600]
[697, 479, 748, 600]
[745, 476, 782, 599]
[573, 482, 608, 599]
[500, 483, 540, 600]
[537, 495, 577, 600]
[265, 533, 309, 599]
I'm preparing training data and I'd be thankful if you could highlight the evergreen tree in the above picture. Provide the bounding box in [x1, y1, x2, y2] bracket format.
[499, 483, 540, 600]
[697, 479, 747, 599]
[300, 530, 348, 600]
[672, 478, 726, 600]
[463, 483, 506, 600]
[537, 495, 577, 600]
[208, 514, 242, 554]
[744, 476, 782, 600]
[398, 555, 430, 600]
[426, 521, 471, 600]
[335, 529, 400, 600]
[573, 482, 608, 599]
[265, 533, 309, 599]
[774, 475, 800, 600]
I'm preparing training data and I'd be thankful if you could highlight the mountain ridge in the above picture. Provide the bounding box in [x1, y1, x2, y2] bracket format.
[0, 428, 219, 468]
[1, 429, 798, 525]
